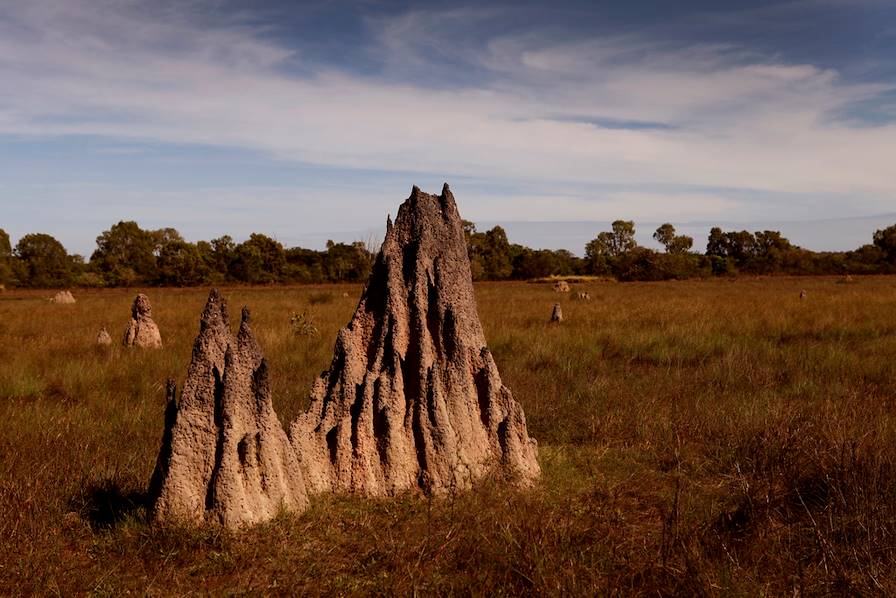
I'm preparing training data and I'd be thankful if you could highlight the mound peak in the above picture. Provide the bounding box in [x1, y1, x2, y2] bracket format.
[291, 184, 540, 495]
[148, 291, 307, 527]
[147, 184, 540, 528]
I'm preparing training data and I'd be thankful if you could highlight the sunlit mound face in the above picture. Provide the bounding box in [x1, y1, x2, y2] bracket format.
[291, 184, 540, 498]
[147, 185, 540, 529]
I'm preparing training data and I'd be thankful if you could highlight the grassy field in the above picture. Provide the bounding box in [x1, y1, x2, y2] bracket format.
[2, 277, 896, 595]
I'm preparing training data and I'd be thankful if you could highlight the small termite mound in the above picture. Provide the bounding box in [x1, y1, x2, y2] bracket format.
[123, 294, 162, 348]
[148, 290, 307, 528]
[96, 327, 112, 346]
[291, 184, 540, 496]
[51, 290, 76, 304]
[550, 303, 563, 323]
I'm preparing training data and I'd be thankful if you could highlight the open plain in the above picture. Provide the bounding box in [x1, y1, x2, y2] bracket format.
[2, 277, 896, 595]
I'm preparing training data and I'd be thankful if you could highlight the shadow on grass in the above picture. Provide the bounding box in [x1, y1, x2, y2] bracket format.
[69, 479, 148, 530]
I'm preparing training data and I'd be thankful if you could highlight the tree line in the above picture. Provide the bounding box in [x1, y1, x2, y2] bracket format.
[0, 221, 374, 288]
[1, 219, 895, 288]
[465, 219, 896, 281]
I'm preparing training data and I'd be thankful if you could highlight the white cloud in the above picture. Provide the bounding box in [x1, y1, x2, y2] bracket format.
[460, 190, 742, 222]
[0, 0, 894, 226]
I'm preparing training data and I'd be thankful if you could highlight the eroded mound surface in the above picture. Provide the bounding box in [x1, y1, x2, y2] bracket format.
[123, 294, 162, 348]
[148, 291, 307, 527]
[148, 184, 540, 528]
[291, 184, 540, 496]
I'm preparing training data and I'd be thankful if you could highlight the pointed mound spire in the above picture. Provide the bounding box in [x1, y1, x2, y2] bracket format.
[147, 184, 540, 528]
[200, 288, 228, 331]
[148, 291, 307, 527]
[291, 184, 540, 496]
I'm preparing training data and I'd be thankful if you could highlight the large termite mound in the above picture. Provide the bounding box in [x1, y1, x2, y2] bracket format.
[148, 290, 307, 527]
[123, 294, 162, 348]
[291, 184, 540, 496]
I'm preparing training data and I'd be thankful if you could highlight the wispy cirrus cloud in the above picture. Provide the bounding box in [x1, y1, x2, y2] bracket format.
[0, 0, 894, 253]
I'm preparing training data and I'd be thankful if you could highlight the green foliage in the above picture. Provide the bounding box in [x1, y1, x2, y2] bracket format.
[13, 233, 73, 287]
[705, 227, 799, 274]
[209, 236, 236, 278]
[285, 247, 325, 283]
[511, 248, 554, 279]
[323, 240, 374, 282]
[848, 244, 887, 271]
[587, 220, 700, 279]
[74, 271, 106, 288]
[466, 225, 513, 280]
[710, 255, 736, 276]
[654, 223, 693, 255]
[289, 310, 320, 338]
[667, 235, 693, 254]
[0, 228, 10, 258]
[464, 223, 582, 281]
[583, 239, 610, 275]
[596, 220, 637, 257]
[157, 241, 208, 286]
[585, 220, 638, 276]
[150, 227, 184, 253]
[511, 247, 580, 279]
[482, 226, 512, 279]
[653, 223, 676, 248]
[7, 218, 896, 288]
[231, 234, 286, 284]
[613, 248, 710, 281]
[706, 226, 726, 257]
[873, 224, 896, 261]
[91, 221, 158, 285]
[0, 228, 13, 286]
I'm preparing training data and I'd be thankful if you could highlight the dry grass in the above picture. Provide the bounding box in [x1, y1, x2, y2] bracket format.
[2, 277, 896, 595]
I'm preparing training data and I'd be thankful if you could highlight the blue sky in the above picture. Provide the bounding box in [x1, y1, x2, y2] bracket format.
[1, 0, 895, 255]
